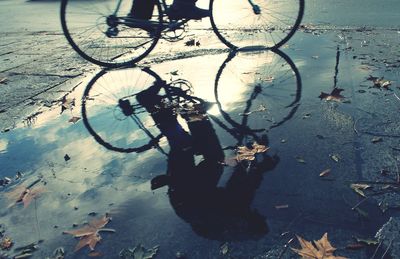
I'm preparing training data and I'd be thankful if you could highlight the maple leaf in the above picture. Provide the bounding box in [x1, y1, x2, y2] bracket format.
[64, 215, 113, 252]
[319, 88, 345, 102]
[236, 142, 269, 161]
[5, 185, 46, 208]
[291, 233, 348, 259]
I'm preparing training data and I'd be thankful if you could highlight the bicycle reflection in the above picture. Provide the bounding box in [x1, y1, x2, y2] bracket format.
[81, 48, 301, 239]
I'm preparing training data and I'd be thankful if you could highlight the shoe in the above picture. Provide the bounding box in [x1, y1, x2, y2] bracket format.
[167, 3, 210, 20]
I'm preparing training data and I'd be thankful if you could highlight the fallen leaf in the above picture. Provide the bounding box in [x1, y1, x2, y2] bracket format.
[319, 88, 345, 102]
[291, 233, 348, 259]
[371, 137, 382, 143]
[354, 237, 378, 246]
[0, 77, 8, 84]
[64, 214, 113, 252]
[319, 169, 331, 177]
[236, 142, 269, 161]
[220, 243, 229, 255]
[170, 70, 179, 76]
[119, 244, 159, 259]
[367, 75, 391, 89]
[61, 98, 75, 114]
[184, 39, 200, 47]
[295, 156, 306, 164]
[350, 184, 371, 197]
[5, 185, 46, 208]
[68, 116, 81, 123]
[330, 154, 340, 163]
[0, 237, 13, 250]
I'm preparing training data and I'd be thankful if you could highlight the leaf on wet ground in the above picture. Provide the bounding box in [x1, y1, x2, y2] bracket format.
[350, 183, 371, 197]
[184, 38, 200, 47]
[119, 244, 159, 259]
[170, 70, 179, 76]
[236, 142, 269, 161]
[371, 137, 383, 143]
[295, 156, 306, 164]
[319, 169, 331, 177]
[0, 77, 8, 84]
[291, 233, 348, 259]
[367, 75, 391, 89]
[68, 116, 81, 123]
[64, 214, 113, 252]
[330, 154, 340, 163]
[5, 184, 46, 208]
[0, 237, 13, 250]
[64, 154, 71, 162]
[319, 88, 345, 102]
[220, 242, 229, 255]
[61, 97, 75, 114]
[354, 237, 378, 246]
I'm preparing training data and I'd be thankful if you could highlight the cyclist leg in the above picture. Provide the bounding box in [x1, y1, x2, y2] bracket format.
[130, 0, 155, 19]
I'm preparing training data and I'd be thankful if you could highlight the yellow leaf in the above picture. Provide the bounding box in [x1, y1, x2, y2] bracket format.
[291, 233, 348, 259]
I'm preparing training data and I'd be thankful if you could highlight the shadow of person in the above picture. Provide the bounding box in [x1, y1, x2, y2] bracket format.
[137, 80, 280, 241]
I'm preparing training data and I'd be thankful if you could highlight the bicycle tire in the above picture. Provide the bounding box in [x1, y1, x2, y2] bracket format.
[82, 67, 164, 153]
[61, 0, 163, 67]
[214, 49, 302, 131]
[210, 0, 304, 50]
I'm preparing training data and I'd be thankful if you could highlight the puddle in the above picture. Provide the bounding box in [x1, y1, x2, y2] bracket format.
[1, 33, 400, 258]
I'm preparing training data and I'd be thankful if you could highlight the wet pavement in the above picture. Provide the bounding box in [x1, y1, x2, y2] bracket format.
[1, 0, 400, 259]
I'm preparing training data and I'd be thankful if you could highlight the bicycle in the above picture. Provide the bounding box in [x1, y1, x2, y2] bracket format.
[61, 0, 304, 67]
[81, 48, 302, 153]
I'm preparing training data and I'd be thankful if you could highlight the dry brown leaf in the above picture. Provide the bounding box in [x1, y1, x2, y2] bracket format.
[0, 236, 13, 250]
[291, 233, 348, 259]
[64, 215, 112, 252]
[68, 116, 81, 123]
[74, 233, 101, 252]
[319, 88, 345, 102]
[5, 185, 46, 208]
[236, 142, 269, 161]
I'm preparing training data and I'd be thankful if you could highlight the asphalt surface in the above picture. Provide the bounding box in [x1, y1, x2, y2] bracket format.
[0, 0, 400, 258]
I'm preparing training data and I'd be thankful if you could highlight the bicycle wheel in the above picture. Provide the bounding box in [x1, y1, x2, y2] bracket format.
[210, 0, 304, 50]
[61, 0, 163, 67]
[214, 49, 302, 131]
[82, 67, 165, 153]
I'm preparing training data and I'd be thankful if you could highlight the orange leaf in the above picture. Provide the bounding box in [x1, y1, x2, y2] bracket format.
[74, 233, 101, 252]
[291, 233, 348, 259]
